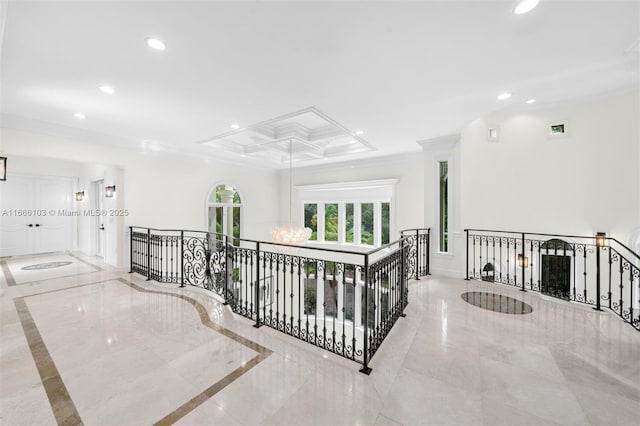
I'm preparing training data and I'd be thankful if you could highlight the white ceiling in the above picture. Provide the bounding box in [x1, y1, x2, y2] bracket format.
[1, 1, 638, 169]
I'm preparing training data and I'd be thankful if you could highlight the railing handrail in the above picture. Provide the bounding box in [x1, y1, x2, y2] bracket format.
[465, 228, 640, 262]
[131, 225, 433, 259]
[609, 238, 640, 262]
[399, 228, 431, 234]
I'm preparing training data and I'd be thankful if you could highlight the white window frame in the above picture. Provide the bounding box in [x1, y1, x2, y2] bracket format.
[434, 155, 452, 254]
[298, 179, 398, 249]
[205, 183, 244, 238]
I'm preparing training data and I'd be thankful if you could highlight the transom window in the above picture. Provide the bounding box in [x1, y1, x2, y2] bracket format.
[298, 179, 397, 248]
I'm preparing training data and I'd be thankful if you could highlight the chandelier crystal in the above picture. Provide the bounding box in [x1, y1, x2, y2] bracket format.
[271, 224, 312, 245]
[271, 140, 312, 245]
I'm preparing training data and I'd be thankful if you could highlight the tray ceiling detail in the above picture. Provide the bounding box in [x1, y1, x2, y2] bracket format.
[197, 107, 376, 166]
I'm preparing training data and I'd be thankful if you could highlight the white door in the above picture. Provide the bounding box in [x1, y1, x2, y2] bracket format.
[0, 175, 74, 257]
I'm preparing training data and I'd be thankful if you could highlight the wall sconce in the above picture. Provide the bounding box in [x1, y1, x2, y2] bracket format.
[0, 155, 6, 181]
[518, 254, 529, 268]
[105, 185, 116, 197]
[595, 232, 607, 247]
[75, 191, 85, 201]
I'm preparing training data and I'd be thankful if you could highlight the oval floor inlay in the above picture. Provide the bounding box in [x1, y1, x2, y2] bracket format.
[22, 261, 73, 270]
[461, 291, 533, 314]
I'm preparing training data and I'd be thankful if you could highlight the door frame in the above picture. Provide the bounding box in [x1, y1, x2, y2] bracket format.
[90, 177, 105, 257]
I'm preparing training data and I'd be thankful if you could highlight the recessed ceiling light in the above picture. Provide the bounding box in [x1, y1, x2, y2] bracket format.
[74, 113, 86, 120]
[526, 99, 536, 104]
[514, 0, 539, 15]
[349, 140, 356, 144]
[145, 37, 166, 51]
[231, 123, 240, 130]
[355, 130, 364, 135]
[497, 93, 512, 100]
[99, 85, 115, 95]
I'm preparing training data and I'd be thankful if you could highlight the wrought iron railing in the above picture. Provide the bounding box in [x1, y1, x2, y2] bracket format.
[400, 228, 431, 280]
[130, 226, 431, 373]
[465, 229, 640, 331]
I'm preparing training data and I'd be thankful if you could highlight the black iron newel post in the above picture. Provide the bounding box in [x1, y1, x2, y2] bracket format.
[224, 234, 231, 305]
[254, 241, 262, 328]
[180, 230, 185, 288]
[426, 228, 431, 275]
[594, 232, 605, 311]
[521, 233, 526, 292]
[465, 229, 469, 280]
[595, 245, 602, 311]
[415, 229, 420, 280]
[129, 226, 133, 273]
[400, 237, 407, 315]
[360, 255, 371, 375]
[205, 233, 212, 291]
[146, 228, 151, 281]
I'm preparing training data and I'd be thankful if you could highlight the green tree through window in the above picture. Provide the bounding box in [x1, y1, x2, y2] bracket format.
[304, 203, 318, 241]
[325, 204, 338, 241]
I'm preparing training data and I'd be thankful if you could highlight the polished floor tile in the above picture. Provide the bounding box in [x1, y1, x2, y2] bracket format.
[1, 253, 639, 425]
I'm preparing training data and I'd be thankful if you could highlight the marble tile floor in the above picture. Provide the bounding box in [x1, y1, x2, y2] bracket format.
[1, 252, 639, 426]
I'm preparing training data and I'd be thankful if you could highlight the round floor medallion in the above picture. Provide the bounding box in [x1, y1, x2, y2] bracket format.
[461, 291, 533, 314]
[21, 261, 73, 270]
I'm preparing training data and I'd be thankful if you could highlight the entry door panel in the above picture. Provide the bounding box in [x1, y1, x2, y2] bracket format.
[0, 175, 74, 256]
[37, 179, 73, 253]
[0, 176, 34, 256]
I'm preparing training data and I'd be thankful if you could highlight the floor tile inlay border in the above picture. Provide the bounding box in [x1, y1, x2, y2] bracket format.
[13, 275, 272, 426]
[14, 298, 83, 426]
[0, 259, 16, 286]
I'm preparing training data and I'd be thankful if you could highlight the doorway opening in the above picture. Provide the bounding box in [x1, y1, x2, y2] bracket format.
[540, 239, 572, 300]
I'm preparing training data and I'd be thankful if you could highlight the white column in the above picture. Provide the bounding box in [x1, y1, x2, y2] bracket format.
[220, 188, 235, 237]
[338, 203, 346, 244]
[374, 201, 381, 247]
[355, 279, 363, 327]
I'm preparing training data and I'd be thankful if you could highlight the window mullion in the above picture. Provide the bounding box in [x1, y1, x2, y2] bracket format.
[338, 203, 345, 244]
[373, 201, 381, 247]
[317, 202, 325, 243]
[354, 203, 362, 245]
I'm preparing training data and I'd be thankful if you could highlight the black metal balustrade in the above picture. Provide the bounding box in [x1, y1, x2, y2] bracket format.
[130, 226, 431, 373]
[465, 229, 640, 331]
[400, 228, 431, 280]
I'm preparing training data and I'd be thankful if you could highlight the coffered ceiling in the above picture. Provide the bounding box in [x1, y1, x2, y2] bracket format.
[198, 107, 375, 165]
[0, 1, 638, 169]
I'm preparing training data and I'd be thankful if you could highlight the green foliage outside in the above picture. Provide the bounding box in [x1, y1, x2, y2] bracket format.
[325, 204, 338, 242]
[304, 285, 316, 315]
[304, 204, 318, 240]
[361, 203, 374, 245]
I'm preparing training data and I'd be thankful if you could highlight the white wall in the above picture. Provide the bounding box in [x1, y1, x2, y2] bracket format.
[280, 153, 424, 242]
[460, 89, 639, 242]
[423, 89, 640, 277]
[1, 128, 280, 267]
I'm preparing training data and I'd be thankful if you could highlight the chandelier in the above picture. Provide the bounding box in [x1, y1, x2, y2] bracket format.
[271, 140, 312, 245]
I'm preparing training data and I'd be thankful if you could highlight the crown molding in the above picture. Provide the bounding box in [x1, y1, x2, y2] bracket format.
[417, 134, 460, 151]
[296, 178, 399, 192]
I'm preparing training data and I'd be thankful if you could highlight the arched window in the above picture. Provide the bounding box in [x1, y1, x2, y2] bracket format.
[207, 185, 241, 243]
